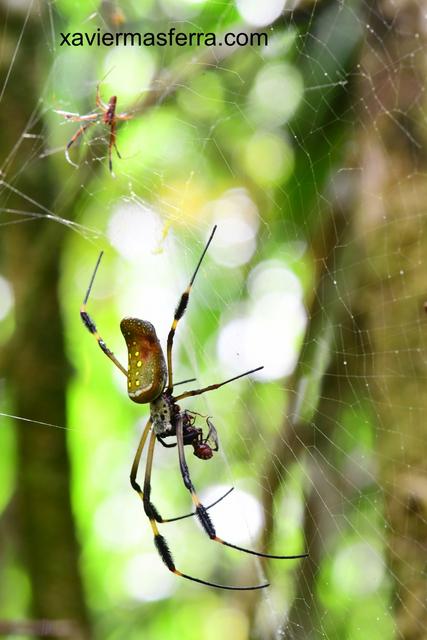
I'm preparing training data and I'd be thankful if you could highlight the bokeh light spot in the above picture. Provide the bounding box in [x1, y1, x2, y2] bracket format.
[218, 263, 306, 380]
[249, 63, 303, 126]
[201, 485, 264, 544]
[178, 72, 225, 120]
[243, 132, 294, 186]
[94, 492, 143, 550]
[209, 188, 259, 267]
[0, 275, 14, 320]
[123, 553, 176, 601]
[236, 0, 286, 27]
[108, 202, 163, 260]
[248, 260, 302, 299]
[104, 47, 156, 102]
[332, 543, 385, 596]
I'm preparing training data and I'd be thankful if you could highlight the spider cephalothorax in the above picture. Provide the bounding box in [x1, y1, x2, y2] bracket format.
[80, 226, 308, 590]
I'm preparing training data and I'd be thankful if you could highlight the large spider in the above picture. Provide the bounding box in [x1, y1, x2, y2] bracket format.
[80, 227, 307, 590]
[55, 84, 132, 174]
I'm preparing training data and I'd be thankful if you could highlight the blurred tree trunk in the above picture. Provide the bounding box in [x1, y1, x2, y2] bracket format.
[289, 2, 427, 635]
[290, 2, 427, 637]
[354, 2, 427, 637]
[260, 2, 427, 638]
[0, 6, 91, 639]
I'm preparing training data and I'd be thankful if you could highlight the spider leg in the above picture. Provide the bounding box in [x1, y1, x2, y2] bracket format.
[107, 121, 119, 175]
[176, 415, 308, 561]
[162, 487, 235, 524]
[80, 252, 127, 375]
[157, 436, 177, 448]
[165, 226, 217, 394]
[131, 426, 234, 522]
[130, 417, 153, 485]
[131, 422, 166, 524]
[174, 366, 264, 402]
[65, 120, 97, 167]
[174, 377, 197, 387]
[95, 83, 109, 112]
[142, 429, 268, 590]
[115, 112, 133, 121]
[55, 111, 99, 122]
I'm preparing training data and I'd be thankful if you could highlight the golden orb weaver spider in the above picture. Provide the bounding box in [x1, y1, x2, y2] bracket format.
[55, 84, 132, 174]
[80, 227, 308, 590]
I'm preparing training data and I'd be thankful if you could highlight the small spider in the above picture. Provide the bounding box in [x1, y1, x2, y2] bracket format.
[55, 84, 132, 174]
[80, 227, 308, 590]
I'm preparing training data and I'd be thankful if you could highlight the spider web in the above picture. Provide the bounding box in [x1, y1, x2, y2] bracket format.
[0, 1, 425, 639]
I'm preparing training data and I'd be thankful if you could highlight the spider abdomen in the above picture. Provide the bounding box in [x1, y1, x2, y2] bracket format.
[120, 318, 167, 403]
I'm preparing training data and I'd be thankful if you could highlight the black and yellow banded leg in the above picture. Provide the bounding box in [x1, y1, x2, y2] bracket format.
[131, 423, 234, 523]
[142, 429, 268, 591]
[175, 416, 308, 561]
[80, 252, 127, 376]
[132, 422, 175, 524]
[165, 226, 217, 394]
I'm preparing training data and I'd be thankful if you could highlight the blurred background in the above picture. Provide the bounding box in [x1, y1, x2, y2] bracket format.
[0, 0, 426, 638]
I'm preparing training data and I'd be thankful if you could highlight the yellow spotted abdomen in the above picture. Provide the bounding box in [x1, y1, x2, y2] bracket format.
[120, 318, 167, 403]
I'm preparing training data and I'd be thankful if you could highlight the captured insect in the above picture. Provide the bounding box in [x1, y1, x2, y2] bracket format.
[55, 84, 132, 174]
[81, 227, 308, 590]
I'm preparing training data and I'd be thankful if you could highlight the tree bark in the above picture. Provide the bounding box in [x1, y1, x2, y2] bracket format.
[0, 7, 91, 638]
[257, 2, 427, 638]
[355, 2, 427, 637]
